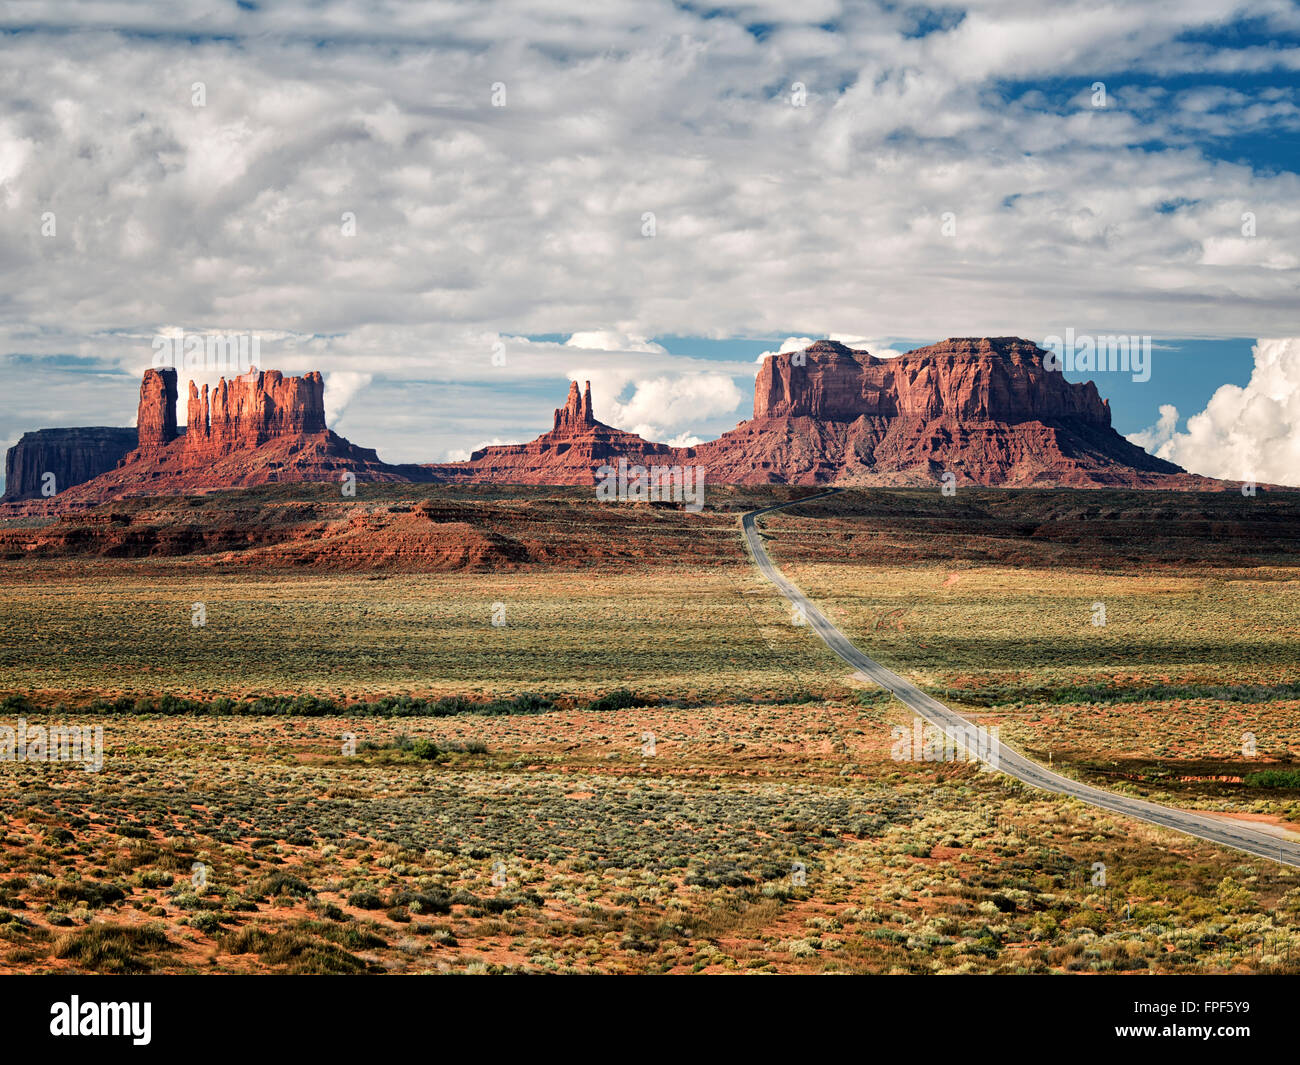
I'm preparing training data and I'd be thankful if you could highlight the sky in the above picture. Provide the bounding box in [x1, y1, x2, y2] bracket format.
[1, 1, 1297, 487]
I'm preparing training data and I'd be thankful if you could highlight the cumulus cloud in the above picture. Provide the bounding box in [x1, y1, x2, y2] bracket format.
[1128, 403, 1180, 452]
[444, 437, 509, 462]
[565, 332, 667, 354]
[0, 2, 1298, 460]
[1127, 339, 1300, 485]
[323, 371, 373, 426]
[573, 371, 743, 442]
[756, 337, 815, 362]
[1, 1, 1297, 354]
[829, 335, 907, 359]
[757, 335, 910, 363]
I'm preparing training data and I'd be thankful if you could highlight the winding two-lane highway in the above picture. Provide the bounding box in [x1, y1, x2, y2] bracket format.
[742, 489, 1300, 868]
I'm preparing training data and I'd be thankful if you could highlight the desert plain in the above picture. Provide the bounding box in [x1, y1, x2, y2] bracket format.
[1, 485, 1298, 973]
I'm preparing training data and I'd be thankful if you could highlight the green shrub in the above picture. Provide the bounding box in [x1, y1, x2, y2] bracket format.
[54, 691, 560, 718]
[1245, 769, 1300, 789]
[53, 923, 171, 973]
[220, 926, 372, 975]
[411, 738, 440, 760]
[54, 880, 126, 908]
[255, 871, 313, 898]
[297, 919, 386, 950]
[587, 689, 648, 712]
[392, 889, 452, 916]
[347, 890, 384, 910]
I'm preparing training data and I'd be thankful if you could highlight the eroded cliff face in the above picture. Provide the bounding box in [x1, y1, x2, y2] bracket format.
[185, 370, 328, 455]
[431, 340, 1187, 489]
[696, 337, 1175, 486]
[897, 338, 1110, 423]
[552, 380, 596, 434]
[2, 428, 139, 501]
[3, 338, 1208, 512]
[21, 367, 434, 506]
[136, 368, 179, 449]
[753, 338, 1109, 424]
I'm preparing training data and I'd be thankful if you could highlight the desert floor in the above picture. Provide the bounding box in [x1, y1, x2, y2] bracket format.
[1, 485, 1298, 973]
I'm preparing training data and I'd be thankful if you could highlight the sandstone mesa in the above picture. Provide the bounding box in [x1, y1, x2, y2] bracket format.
[2, 336, 1229, 507]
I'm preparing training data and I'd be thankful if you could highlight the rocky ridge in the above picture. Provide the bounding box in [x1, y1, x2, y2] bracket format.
[3, 337, 1233, 509]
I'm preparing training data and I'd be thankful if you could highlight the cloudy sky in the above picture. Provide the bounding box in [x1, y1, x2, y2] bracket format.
[1, 0, 1297, 486]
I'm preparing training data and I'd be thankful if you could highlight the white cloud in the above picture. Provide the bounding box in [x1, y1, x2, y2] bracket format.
[0, 2, 1298, 459]
[565, 332, 667, 354]
[622, 375, 742, 435]
[829, 334, 907, 359]
[445, 437, 509, 462]
[1127, 339, 1300, 486]
[1127, 403, 1180, 452]
[1, 2, 1296, 353]
[571, 370, 743, 441]
[323, 371, 372, 426]
[756, 335, 908, 362]
[756, 337, 815, 362]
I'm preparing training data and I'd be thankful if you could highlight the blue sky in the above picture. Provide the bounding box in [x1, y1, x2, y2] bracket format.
[0, 1, 1297, 485]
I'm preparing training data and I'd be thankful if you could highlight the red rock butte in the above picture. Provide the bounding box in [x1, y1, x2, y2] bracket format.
[433, 379, 677, 485]
[683, 337, 1188, 487]
[434, 337, 1203, 489]
[14, 366, 434, 505]
[2, 337, 1228, 507]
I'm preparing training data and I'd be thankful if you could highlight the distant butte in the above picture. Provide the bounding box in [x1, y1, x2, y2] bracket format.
[2, 336, 1236, 508]
[11, 366, 435, 507]
[430, 337, 1208, 489]
[685, 337, 1192, 487]
[429, 379, 676, 485]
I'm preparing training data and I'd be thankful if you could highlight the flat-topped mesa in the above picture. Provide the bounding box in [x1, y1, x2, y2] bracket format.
[897, 338, 1110, 424]
[185, 368, 327, 452]
[754, 336, 1110, 426]
[754, 340, 870, 421]
[2, 427, 138, 501]
[136, 368, 179, 449]
[2, 340, 1211, 508]
[553, 380, 596, 434]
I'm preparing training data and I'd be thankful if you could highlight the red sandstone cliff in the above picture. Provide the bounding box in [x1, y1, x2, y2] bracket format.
[553, 380, 596, 433]
[687, 337, 1189, 487]
[2, 427, 138, 501]
[185, 369, 328, 456]
[433, 338, 1198, 489]
[754, 338, 1109, 423]
[37, 367, 434, 506]
[2, 338, 1221, 510]
[136, 368, 179, 449]
[430, 379, 676, 485]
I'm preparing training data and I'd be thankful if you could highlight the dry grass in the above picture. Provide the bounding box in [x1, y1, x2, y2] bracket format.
[2, 702, 1298, 974]
[2, 486, 1298, 973]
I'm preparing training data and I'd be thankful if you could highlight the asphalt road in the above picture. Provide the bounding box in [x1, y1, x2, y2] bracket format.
[742, 489, 1300, 868]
